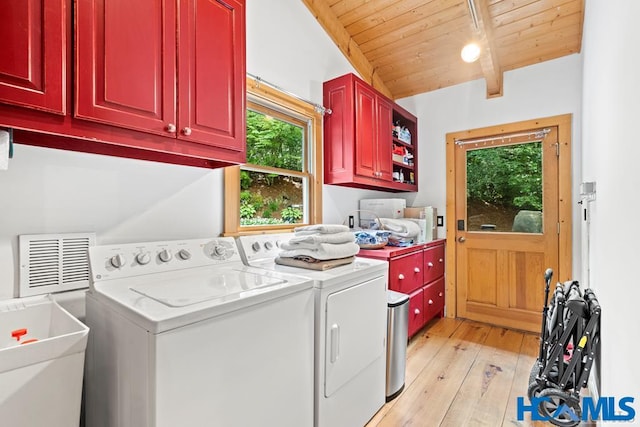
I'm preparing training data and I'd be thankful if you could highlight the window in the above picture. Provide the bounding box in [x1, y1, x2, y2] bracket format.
[224, 77, 323, 235]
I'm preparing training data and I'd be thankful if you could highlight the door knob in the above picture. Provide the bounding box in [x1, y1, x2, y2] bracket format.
[458, 236, 466, 243]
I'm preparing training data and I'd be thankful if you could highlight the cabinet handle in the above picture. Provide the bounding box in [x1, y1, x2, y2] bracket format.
[414, 267, 420, 273]
[428, 299, 433, 305]
[439, 292, 443, 297]
[414, 308, 420, 315]
[427, 262, 434, 268]
[166, 123, 177, 133]
[439, 258, 444, 263]
[398, 274, 405, 280]
[182, 127, 192, 136]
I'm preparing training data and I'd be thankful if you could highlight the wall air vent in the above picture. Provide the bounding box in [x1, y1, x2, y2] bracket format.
[19, 233, 96, 297]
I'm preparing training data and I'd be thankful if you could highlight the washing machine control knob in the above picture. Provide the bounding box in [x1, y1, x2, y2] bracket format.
[110, 254, 126, 268]
[158, 249, 172, 263]
[177, 249, 191, 260]
[136, 252, 151, 265]
[251, 242, 261, 252]
[264, 241, 274, 250]
[213, 245, 226, 257]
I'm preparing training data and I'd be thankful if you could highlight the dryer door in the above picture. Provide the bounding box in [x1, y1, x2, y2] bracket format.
[324, 275, 387, 397]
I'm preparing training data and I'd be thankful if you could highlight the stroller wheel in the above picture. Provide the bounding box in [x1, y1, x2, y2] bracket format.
[537, 388, 582, 427]
[527, 380, 543, 401]
[528, 360, 540, 385]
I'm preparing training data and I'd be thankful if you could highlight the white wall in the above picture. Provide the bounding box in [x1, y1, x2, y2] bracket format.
[0, 146, 224, 299]
[581, 0, 640, 409]
[398, 54, 583, 269]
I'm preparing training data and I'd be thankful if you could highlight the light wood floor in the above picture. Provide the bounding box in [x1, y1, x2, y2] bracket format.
[366, 317, 575, 427]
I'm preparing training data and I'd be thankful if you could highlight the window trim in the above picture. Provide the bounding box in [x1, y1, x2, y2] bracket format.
[223, 77, 323, 236]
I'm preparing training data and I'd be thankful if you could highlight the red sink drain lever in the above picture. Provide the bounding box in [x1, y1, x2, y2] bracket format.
[11, 328, 39, 344]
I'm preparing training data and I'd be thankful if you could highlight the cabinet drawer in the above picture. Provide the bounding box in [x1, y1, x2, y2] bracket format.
[423, 277, 445, 321]
[423, 244, 445, 284]
[408, 288, 424, 338]
[389, 251, 423, 294]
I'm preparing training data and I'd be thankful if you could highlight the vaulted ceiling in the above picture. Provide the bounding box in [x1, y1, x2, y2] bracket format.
[302, 0, 584, 99]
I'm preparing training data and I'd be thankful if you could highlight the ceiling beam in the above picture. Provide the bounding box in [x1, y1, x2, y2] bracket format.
[301, 0, 394, 99]
[468, 0, 503, 97]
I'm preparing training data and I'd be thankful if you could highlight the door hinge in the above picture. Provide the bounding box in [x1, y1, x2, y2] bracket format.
[555, 143, 560, 157]
[557, 222, 560, 234]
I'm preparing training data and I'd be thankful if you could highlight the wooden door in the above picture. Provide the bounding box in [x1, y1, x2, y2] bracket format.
[0, 0, 66, 114]
[454, 126, 561, 332]
[75, 0, 176, 136]
[178, 0, 245, 151]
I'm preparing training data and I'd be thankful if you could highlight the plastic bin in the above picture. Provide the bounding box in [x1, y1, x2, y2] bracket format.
[386, 290, 409, 401]
[0, 296, 89, 427]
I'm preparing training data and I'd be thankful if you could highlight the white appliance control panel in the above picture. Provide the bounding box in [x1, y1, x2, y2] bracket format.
[89, 237, 241, 283]
[236, 233, 293, 263]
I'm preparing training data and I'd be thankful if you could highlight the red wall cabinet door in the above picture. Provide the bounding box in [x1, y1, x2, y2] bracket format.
[0, 0, 66, 114]
[75, 0, 177, 136]
[323, 79, 355, 183]
[178, 0, 245, 151]
[354, 80, 392, 182]
[354, 80, 377, 179]
[376, 96, 393, 181]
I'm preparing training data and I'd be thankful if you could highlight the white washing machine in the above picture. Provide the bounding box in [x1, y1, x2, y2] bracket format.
[84, 237, 314, 427]
[237, 233, 389, 427]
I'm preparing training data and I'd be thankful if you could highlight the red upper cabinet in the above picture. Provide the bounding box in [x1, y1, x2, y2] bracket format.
[75, 0, 245, 152]
[0, 0, 66, 114]
[324, 73, 416, 192]
[178, 0, 245, 151]
[354, 80, 393, 182]
[75, 0, 176, 135]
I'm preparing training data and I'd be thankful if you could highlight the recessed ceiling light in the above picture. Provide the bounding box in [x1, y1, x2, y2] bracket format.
[461, 43, 481, 63]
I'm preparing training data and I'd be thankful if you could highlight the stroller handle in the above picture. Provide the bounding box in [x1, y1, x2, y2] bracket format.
[544, 268, 553, 283]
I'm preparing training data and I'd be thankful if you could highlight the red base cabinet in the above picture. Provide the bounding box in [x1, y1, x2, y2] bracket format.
[358, 239, 445, 338]
[0, 0, 245, 168]
[323, 73, 418, 192]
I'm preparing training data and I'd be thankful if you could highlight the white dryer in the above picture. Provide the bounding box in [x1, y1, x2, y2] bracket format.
[237, 233, 389, 427]
[84, 237, 314, 427]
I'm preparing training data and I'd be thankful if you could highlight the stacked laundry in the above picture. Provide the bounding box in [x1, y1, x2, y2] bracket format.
[275, 224, 359, 270]
[379, 218, 422, 246]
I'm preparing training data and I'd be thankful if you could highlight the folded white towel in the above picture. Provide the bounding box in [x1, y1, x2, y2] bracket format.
[380, 218, 422, 238]
[294, 224, 350, 235]
[279, 241, 360, 261]
[280, 232, 355, 250]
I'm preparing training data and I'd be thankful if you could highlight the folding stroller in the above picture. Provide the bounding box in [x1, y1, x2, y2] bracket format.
[527, 269, 601, 427]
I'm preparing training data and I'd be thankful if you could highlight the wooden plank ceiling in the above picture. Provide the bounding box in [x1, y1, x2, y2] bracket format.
[302, 0, 584, 99]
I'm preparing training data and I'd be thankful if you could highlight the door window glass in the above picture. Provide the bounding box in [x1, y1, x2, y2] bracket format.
[466, 141, 543, 233]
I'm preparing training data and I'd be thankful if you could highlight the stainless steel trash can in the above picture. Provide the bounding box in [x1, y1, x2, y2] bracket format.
[386, 290, 409, 401]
